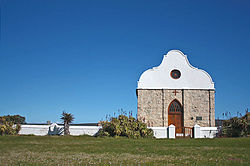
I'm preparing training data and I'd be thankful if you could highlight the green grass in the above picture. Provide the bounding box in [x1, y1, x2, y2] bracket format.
[0, 136, 249, 165]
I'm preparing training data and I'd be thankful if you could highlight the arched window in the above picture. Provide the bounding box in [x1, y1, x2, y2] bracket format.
[169, 100, 182, 112]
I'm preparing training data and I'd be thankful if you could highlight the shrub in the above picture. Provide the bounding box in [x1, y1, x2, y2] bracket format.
[0, 117, 21, 135]
[0, 115, 26, 124]
[96, 115, 154, 138]
[222, 116, 247, 137]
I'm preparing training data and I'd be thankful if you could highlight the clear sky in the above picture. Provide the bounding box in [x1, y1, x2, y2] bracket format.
[1, 0, 249, 123]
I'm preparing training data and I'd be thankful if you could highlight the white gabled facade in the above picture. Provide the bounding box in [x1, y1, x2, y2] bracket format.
[137, 50, 214, 90]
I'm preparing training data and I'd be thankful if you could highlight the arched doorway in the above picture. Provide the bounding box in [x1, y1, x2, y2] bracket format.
[168, 99, 183, 134]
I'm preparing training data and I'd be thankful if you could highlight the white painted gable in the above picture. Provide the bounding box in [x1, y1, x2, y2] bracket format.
[137, 50, 214, 89]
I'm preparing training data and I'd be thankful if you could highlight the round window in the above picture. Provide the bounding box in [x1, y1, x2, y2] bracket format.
[170, 69, 181, 79]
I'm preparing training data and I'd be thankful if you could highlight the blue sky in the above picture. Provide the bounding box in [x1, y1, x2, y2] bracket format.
[1, 0, 249, 123]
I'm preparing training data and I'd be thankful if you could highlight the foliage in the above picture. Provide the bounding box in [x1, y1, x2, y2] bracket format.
[97, 114, 154, 138]
[222, 116, 247, 137]
[61, 112, 74, 135]
[245, 113, 250, 135]
[61, 112, 74, 124]
[0, 117, 21, 135]
[0, 115, 25, 124]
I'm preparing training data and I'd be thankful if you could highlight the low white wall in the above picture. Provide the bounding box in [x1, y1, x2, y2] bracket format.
[148, 127, 168, 138]
[19, 125, 50, 136]
[19, 124, 217, 138]
[193, 125, 218, 138]
[200, 127, 218, 138]
[19, 124, 168, 138]
[68, 126, 101, 136]
[19, 124, 101, 136]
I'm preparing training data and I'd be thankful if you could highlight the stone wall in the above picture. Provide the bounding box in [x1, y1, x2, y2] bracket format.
[137, 89, 163, 127]
[137, 89, 215, 127]
[209, 90, 215, 127]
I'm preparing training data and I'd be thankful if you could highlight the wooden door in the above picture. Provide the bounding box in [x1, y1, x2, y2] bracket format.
[168, 99, 183, 133]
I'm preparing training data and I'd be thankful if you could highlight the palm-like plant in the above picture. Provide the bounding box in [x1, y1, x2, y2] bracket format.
[61, 112, 74, 135]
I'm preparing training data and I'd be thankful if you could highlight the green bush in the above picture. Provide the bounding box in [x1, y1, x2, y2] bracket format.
[0, 117, 21, 135]
[0, 115, 26, 124]
[222, 117, 247, 137]
[96, 115, 154, 138]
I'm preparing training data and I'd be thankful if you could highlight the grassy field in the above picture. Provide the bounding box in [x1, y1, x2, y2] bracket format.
[0, 136, 249, 165]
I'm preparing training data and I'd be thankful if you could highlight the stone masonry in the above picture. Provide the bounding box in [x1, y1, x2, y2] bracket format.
[137, 89, 215, 127]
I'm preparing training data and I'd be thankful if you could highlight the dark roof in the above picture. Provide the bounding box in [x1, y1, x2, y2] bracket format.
[25, 123, 98, 126]
[215, 119, 224, 127]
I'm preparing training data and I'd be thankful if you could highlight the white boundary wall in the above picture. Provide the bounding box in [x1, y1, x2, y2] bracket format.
[148, 127, 168, 138]
[19, 124, 101, 136]
[200, 127, 218, 138]
[19, 124, 169, 138]
[19, 124, 217, 138]
[193, 124, 218, 138]
[19, 125, 50, 136]
[69, 126, 101, 136]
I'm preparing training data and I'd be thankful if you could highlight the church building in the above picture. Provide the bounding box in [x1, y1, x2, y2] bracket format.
[137, 50, 215, 134]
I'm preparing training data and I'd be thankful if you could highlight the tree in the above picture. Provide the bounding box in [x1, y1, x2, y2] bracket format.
[0, 115, 25, 124]
[60, 112, 74, 135]
[222, 116, 247, 137]
[0, 117, 21, 135]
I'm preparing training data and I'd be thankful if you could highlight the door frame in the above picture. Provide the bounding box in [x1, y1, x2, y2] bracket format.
[168, 99, 184, 133]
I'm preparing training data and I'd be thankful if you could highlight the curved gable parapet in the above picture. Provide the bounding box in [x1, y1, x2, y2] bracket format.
[137, 50, 215, 89]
